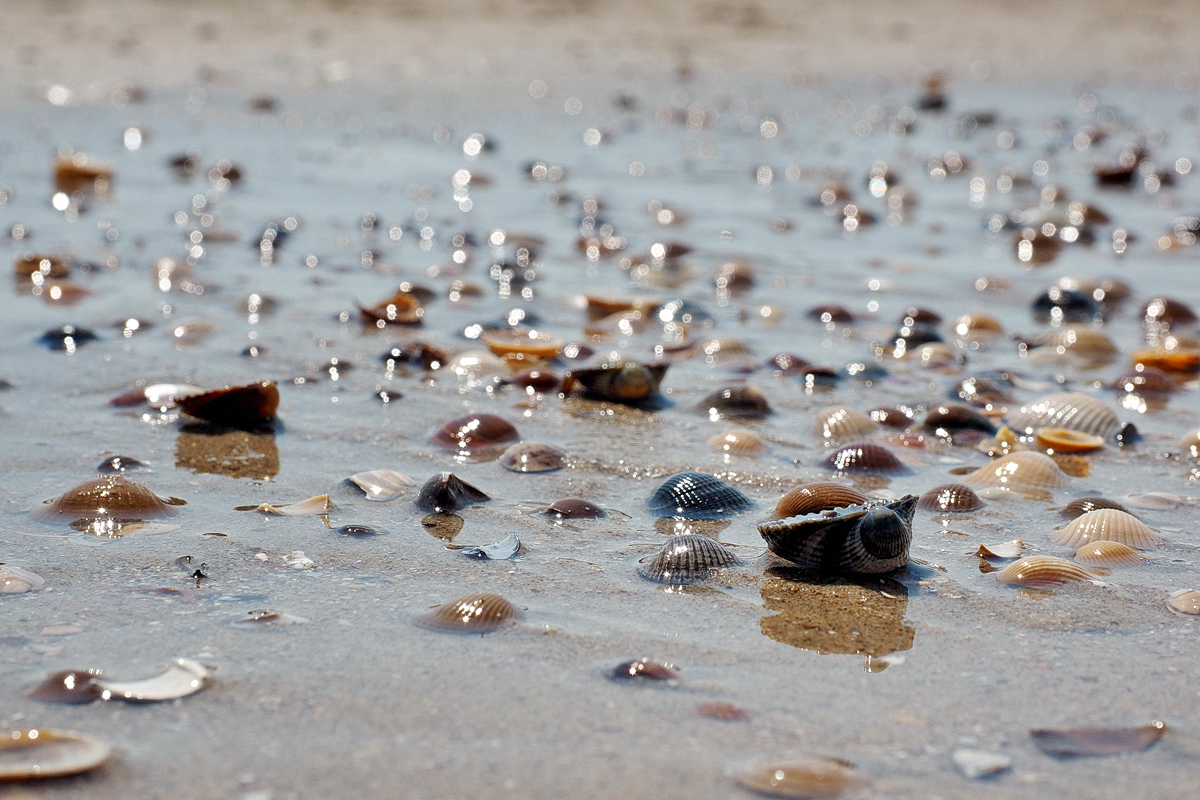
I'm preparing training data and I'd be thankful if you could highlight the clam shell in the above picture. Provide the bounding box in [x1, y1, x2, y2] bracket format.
[1180, 427, 1200, 458]
[1167, 589, 1200, 616]
[953, 313, 1004, 340]
[1059, 497, 1132, 519]
[430, 413, 520, 451]
[696, 385, 771, 419]
[733, 755, 870, 799]
[962, 451, 1071, 493]
[1073, 541, 1145, 568]
[357, 288, 424, 325]
[1035, 428, 1105, 453]
[607, 658, 678, 681]
[177, 381, 279, 428]
[1051, 509, 1162, 549]
[31, 476, 181, 529]
[93, 658, 210, 702]
[349, 470, 415, 502]
[637, 534, 742, 584]
[415, 593, 519, 634]
[0, 565, 45, 595]
[1005, 392, 1120, 439]
[995, 556, 1095, 587]
[646, 472, 753, 520]
[0, 729, 113, 780]
[1143, 297, 1197, 327]
[773, 482, 868, 519]
[813, 406, 878, 442]
[918, 483, 984, 512]
[708, 429, 768, 456]
[1030, 722, 1164, 757]
[479, 327, 563, 360]
[499, 441, 567, 473]
[822, 442, 906, 474]
[414, 472, 491, 513]
[541, 498, 607, 519]
[758, 495, 917, 575]
[1109, 367, 1180, 395]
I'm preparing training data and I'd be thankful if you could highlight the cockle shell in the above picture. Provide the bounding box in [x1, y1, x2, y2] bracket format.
[541, 498, 607, 519]
[638, 534, 742, 584]
[1167, 589, 1200, 616]
[1035, 428, 1105, 453]
[1051, 509, 1162, 549]
[607, 658, 678, 681]
[0, 566, 45, 595]
[430, 413, 520, 451]
[822, 442, 907, 474]
[732, 755, 870, 799]
[177, 381, 279, 428]
[953, 313, 1004, 340]
[995, 556, 1096, 587]
[813, 406, 878, 442]
[1073, 541, 1145, 568]
[773, 483, 868, 520]
[0, 729, 113, 780]
[498, 441, 567, 473]
[758, 495, 917, 575]
[349, 470, 415, 502]
[31, 476, 182, 531]
[647, 472, 753, 520]
[1032, 326, 1118, 360]
[1005, 392, 1120, 439]
[918, 483, 984, 512]
[708, 429, 769, 456]
[414, 473, 491, 513]
[415, 593, 519, 634]
[962, 451, 1071, 493]
[1059, 497, 1132, 519]
[696, 385, 771, 419]
[567, 362, 668, 402]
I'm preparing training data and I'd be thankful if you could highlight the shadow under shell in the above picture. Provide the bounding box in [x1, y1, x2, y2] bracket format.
[31, 475, 184, 532]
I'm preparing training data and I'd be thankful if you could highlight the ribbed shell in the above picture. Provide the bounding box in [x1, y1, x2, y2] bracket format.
[758, 495, 917, 574]
[1005, 392, 1120, 439]
[813, 406, 878, 442]
[996, 556, 1095, 587]
[1059, 497, 1130, 520]
[415, 593, 519, 634]
[918, 483, 984, 512]
[707, 429, 768, 456]
[773, 482, 868, 519]
[637, 534, 742, 584]
[646, 472, 753, 520]
[31, 476, 180, 525]
[733, 756, 870, 799]
[1167, 589, 1200, 616]
[1051, 509, 1162, 549]
[498, 441, 567, 473]
[962, 451, 1071, 492]
[414, 472, 491, 513]
[822, 442, 906, 474]
[1073, 540, 1145, 567]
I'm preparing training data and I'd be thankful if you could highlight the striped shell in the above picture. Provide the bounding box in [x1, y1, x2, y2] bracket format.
[31, 476, 181, 529]
[1035, 428, 1105, 453]
[1073, 540, 1145, 568]
[637, 534, 742, 584]
[758, 495, 917, 575]
[822, 442, 907, 474]
[814, 406, 879, 442]
[1051, 509, 1162, 549]
[1005, 392, 1120, 439]
[996, 556, 1095, 587]
[1034, 326, 1118, 359]
[773, 482, 868, 519]
[707, 429, 768, 456]
[1059, 496, 1132, 519]
[918, 483, 984, 512]
[962, 451, 1071, 492]
[646, 472, 753, 520]
[498, 441, 567, 473]
[415, 593, 520, 634]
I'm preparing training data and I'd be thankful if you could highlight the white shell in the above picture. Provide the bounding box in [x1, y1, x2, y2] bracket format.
[349, 470, 414, 502]
[284, 551, 316, 569]
[1006, 392, 1120, 439]
[952, 748, 1012, 780]
[0, 729, 113, 779]
[1051, 509, 1162, 549]
[232, 609, 310, 627]
[238, 494, 332, 516]
[142, 383, 204, 408]
[1167, 589, 1200, 617]
[95, 658, 210, 702]
[976, 540, 1024, 559]
[0, 565, 45, 595]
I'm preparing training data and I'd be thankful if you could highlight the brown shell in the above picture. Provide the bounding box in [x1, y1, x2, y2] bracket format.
[0, 728, 113, 780]
[1059, 496, 1132, 519]
[714, 260, 756, 294]
[14, 253, 71, 279]
[415, 593, 519, 634]
[1109, 367, 1181, 395]
[567, 362, 668, 402]
[962, 451, 1071, 492]
[708, 429, 768, 456]
[1051, 509, 1162, 549]
[637, 534, 742, 584]
[498, 441, 566, 473]
[430, 413, 520, 451]
[1073, 540, 1145, 568]
[774, 482, 869, 519]
[511, 368, 560, 392]
[1031, 722, 1165, 758]
[28, 669, 104, 704]
[953, 313, 1004, 340]
[414, 472, 490, 513]
[1131, 347, 1200, 375]
[696, 385, 771, 419]
[1034, 326, 1119, 359]
[696, 701, 749, 721]
[1005, 392, 1120, 439]
[177, 381, 279, 428]
[1142, 297, 1197, 328]
[765, 353, 811, 376]
[813, 406, 878, 442]
[542, 497, 607, 519]
[822, 442, 906, 474]
[1035, 428, 1105, 453]
[733, 756, 870, 799]
[479, 327, 563, 360]
[996, 556, 1095, 587]
[807, 304, 854, 324]
[922, 404, 996, 436]
[1167, 589, 1200, 616]
[869, 405, 917, 428]
[918, 483, 984, 512]
[607, 658, 678, 681]
[31, 476, 181, 527]
[357, 289, 424, 325]
[1180, 427, 1200, 459]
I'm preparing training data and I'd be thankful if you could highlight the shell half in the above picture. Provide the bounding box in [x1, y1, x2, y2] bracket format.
[1051, 509, 1162, 549]
[638, 534, 742, 584]
[758, 495, 918, 575]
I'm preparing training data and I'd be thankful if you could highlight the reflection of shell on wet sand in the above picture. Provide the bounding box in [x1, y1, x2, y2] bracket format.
[0, 729, 113, 780]
[1073, 540, 1145, 568]
[995, 556, 1096, 587]
[415, 593, 520, 634]
[962, 451, 1070, 494]
[1051, 509, 1162, 549]
[638, 534, 741, 584]
[773, 482, 868, 519]
[31, 476, 182, 529]
[733, 755, 871, 799]
[708, 429, 768, 456]
[1005, 392, 1120, 439]
[813, 406, 878, 442]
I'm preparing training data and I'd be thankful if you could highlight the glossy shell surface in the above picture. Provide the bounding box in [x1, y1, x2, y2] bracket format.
[821, 442, 906, 474]
[1051, 509, 1162, 549]
[415, 593, 519, 634]
[707, 429, 768, 456]
[430, 413, 519, 451]
[1073, 540, 1145, 568]
[732, 755, 870, 799]
[995, 556, 1095, 587]
[31, 476, 180, 527]
[918, 483, 984, 512]
[773, 482, 868, 520]
[1035, 427, 1105, 453]
[0, 729, 113, 780]
[349, 470, 414, 502]
[414, 472, 491, 513]
[637, 534, 742, 584]
[1167, 589, 1200, 616]
[962, 451, 1071, 493]
[758, 495, 918, 575]
[646, 472, 753, 520]
[1005, 392, 1120, 439]
[498, 441, 567, 473]
[696, 385, 771, 419]
[542, 498, 607, 519]
[0, 565, 45, 595]
[813, 406, 878, 442]
[177, 381, 279, 428]
[569, 362, 667, 402]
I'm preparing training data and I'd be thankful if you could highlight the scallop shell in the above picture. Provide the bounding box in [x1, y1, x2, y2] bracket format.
[1059, 496, 1132, 519]
[499, 441, 567, 473]
[430, 413, 520, 451]
[567, 362, 668, 402]
[813, 406, 878, 442]
[637, 534, 742, 584]
[1035, 428, 1105, 453]
[31, 476, 182, 530]
[1167, 589, 1200, 616]
[1073, 540, 1145, 568]
[822, 442, 907, 474]
[708, 429, 769, 456]
[918, 483, 984, 512]
[696, 385, 771, 419]
[996, 555, 1096, 587]
[1051, 509, 1162, 549]
[647, 472, 753, 520]
[541, 497, 607, 519]
[607, 658, 678, 681]
[177, 381, 279, 428]
[733, 755, 870, 799]
[758, 495, 917, 575]
[962, 451, 1071, 493]
[349, 470, 415, 502]
[0, 729, 113, 780]
[414, 472, 491, 513]
[0, 565, 45, 595]
[415, 593, 519, 634]
[1006, 392, 1119, 439]
[773, 482, 869, 519]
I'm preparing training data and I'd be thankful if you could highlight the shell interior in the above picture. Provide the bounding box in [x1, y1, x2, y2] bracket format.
[94, 658, 210, 702]
[773, 482, 869, 519]
[0, 565, 45, 595]
[733, 756, 870, 798]
[349, 470, 414, 502]
[995, 556, 1095, 587]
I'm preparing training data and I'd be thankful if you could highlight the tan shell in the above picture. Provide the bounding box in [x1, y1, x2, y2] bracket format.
[0, 729, 113, 780]
[1180, 427, 1200, 458]
[976, 539, 1024, 559]
[1167, 589, 1200, 616]
[953, 313, 1004, 340]
[909, 342, 965, 370]
[1073, 540, 1145, 568]
[235, 494, 332, 516]
[1051, 509, 1162, 549]
[962, 451, 1071, 493]
[773, 482, 869, 519]
[996, 555, 1095, 587]
[31, 476, 181, 528]
[1035, 428, 1105, 453]
[1006, 393, 1120, 439]
[732, 755, 870, 799]
[708, 428, 768, 456]
[813, 406, 878, 442]
[1131, 347, 1200, 374]
[1034, 326, 1119, 359]
[415, 593, 520, 634]
[479, 327, 564, 360]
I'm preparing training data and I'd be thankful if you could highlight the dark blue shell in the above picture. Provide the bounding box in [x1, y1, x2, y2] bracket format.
[646, 472, 753, 520]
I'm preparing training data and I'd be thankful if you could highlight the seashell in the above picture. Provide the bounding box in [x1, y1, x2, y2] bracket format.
[357, 288, 424, 326]
[29, 670, 103, 703]
[952, 373, 1015, 406]
[918, 483, 984, 512]
[55, 152, 113, 194]
[1059, 497, 1132, 519]
[607, 658, 678, 681]
[446, 350, 510, 384]
[0, 565, 45, 595]
[89, 658, 210, 702]
[459, 533, 520, 560]
[696, 385, 771, 419]
[1073, 541, 1145, 568]
[995, 555, 1095, 587]
[697, 701, 749, 721]
[113, 382, 205, 410]
[333, 524, 381, 536]
[869, 405, 917, 428]
[479, 327, 563, 361]
[430, 413, 520, 451]
[1122, 491, 1184, 510]
[656, 298, 713, 327]
[1142, 297, 1197, 328]
[177, 381, 279, 428]
[1030, 722, 1164, 757]
[953, 313, 1004, 341]
[758, 495, 918, 575]
[283, 551, 316, 569]
[922, 404, 996, 436]
[0, 729, 113, 780]
[962, 451, 1071, 493]
[840, 361, 889, 383]
[901, 306, 942, 326]
[1032, 286, 1103, 323]
[1131, 347, 1200, 375]
[1109, 367, 1180, 395]
[583, 294, 658, 321]
[807, 304, 854, 324]
[415, 473, 491, 513]
[646, 472, 753, 520]
[766, 353, 811, 376]
[232, 609, 309, 627]
[95, 455, 148, 474]
[890, 321, 943, 352]
[15, 253, 71, 279]
[975, 540, 1024, 559]
[235, 494, 332, 516]
[541, 498, 607, 519]
[907, 342, 964, 370]
[39, 325, 99, 351]
[1167, 589, 1200, 616]
[714, 260, 756, 294]
[1180, 427, 1200, 458]
[1051, 509, 1162, 549]
[1035, 428, 1105, 453]
[708, 429, 768, 456]
[952, 749, 1012, 780]
[637, 534, 742, 584]
[814, 406, 878, 442]
[821, 442, 907, 474]
[773, 482, 868, 520]
[733, 755, 870, 799]
[1031, 326, 1118, 362]
[32, 476, 182, 532]
[499, 441, 567, 473]
[381, 341, 448, 371]
[421, 513, 465, 540]
[415, 593, 519, 634]
[1014, 226, 1062, 263]
[349, 470, 415, 502]
[511, 368, 560, 392]
[565, 362, 668, 402]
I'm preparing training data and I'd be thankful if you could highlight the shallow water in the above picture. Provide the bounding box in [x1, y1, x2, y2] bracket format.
[4, 4, 1200, 798]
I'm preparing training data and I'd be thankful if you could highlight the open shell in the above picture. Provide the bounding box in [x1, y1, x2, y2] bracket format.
[638, 534, 742, 584]
[646, 472, 753, 520]
[995, 556, 1095, 587]
[566, 362, 667, 402]
[976, 540, 1024, 559]
[415, 593, 519, 634]
[813, 406, 878, 442]
[1051, 509, 1162, 549]
[0, 729, 113, 780]
[773, 482, 869, 519]
[31, 476, 181, 532]
[349, 470, 414, 502]
[758, 495, 917, 575]
[1073, 540, 1145, 568]
[962, 451, 1071, 493]
[1167, 589, 1200, 616]
[1005, 392, 1120, 439]
[1035, 428, 1105, 453]
[92, 658, 210, 702]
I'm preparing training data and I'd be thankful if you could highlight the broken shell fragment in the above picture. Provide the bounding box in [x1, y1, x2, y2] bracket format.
[232, 610, 309, 627]
[91, 658, 210, 702]
[732, 755, 870, 799]
[1051, 509, 1162, 549]
[415, 472, 491, 513]
[415, 593, 519, 634]
[1030, 721, 1165, 757]
[31, 475, 182, 533]
[349, 470, 415, 502]
[177, 381, 279, 428]
[638, 534, 742, 584]
[1073, 541, 1145, 568]
[951, 749, 1012, 780]
[1167, 589, 1200, 616]
[459, 533, 520, 560]
[975, 540, 1024, 559]
[0, 729, 113, 780]
[995, 556, 1095, 587]
[235, 494, 332, 516]
[0, 565, 45, 595]
[607, 658, 678, 681]
[498, 441, 567, 473]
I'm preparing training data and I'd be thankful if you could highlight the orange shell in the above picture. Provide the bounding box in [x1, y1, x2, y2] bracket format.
[996, 555, 1095, 587]
[1132, 348, 1200, 374]
[773, 482, 869, 519]
[1051, 509, 1162, 549]
[1036, 428, 1105, 453]
[357, 290, 424, 325]
[31, 476, 181, 526]
[1073, 540, 1145, 568]
[479, 327, 564, 360]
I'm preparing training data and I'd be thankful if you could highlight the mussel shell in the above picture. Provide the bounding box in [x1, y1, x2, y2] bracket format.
[646, 472, 753, 520]
[814, 406, 878, 442]
[1050, 509, 1161, 549]
[821, 442, 907, 474]
[498, 441, 566, 473]
[430, 413, 520, 451]
[773, 482, 868, 519]
[1005, 392, 1120, 439]
[695, 385, 771, 419]
[918, 483, 984, 512]
[541, 497, 606, 519]
[638, 534, 742, 584]
[414, 472, 491, 513]
[569, 362, 668, 402]
[962, 451, 1071, 492]
[1059, 496, 1132, 519]
[31, 476, 181, 527]
[177, 381, 279, 428]
[415, 593, 520, 634]
[995, 556, 1095, 587]
[758, 495, 918, 575]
